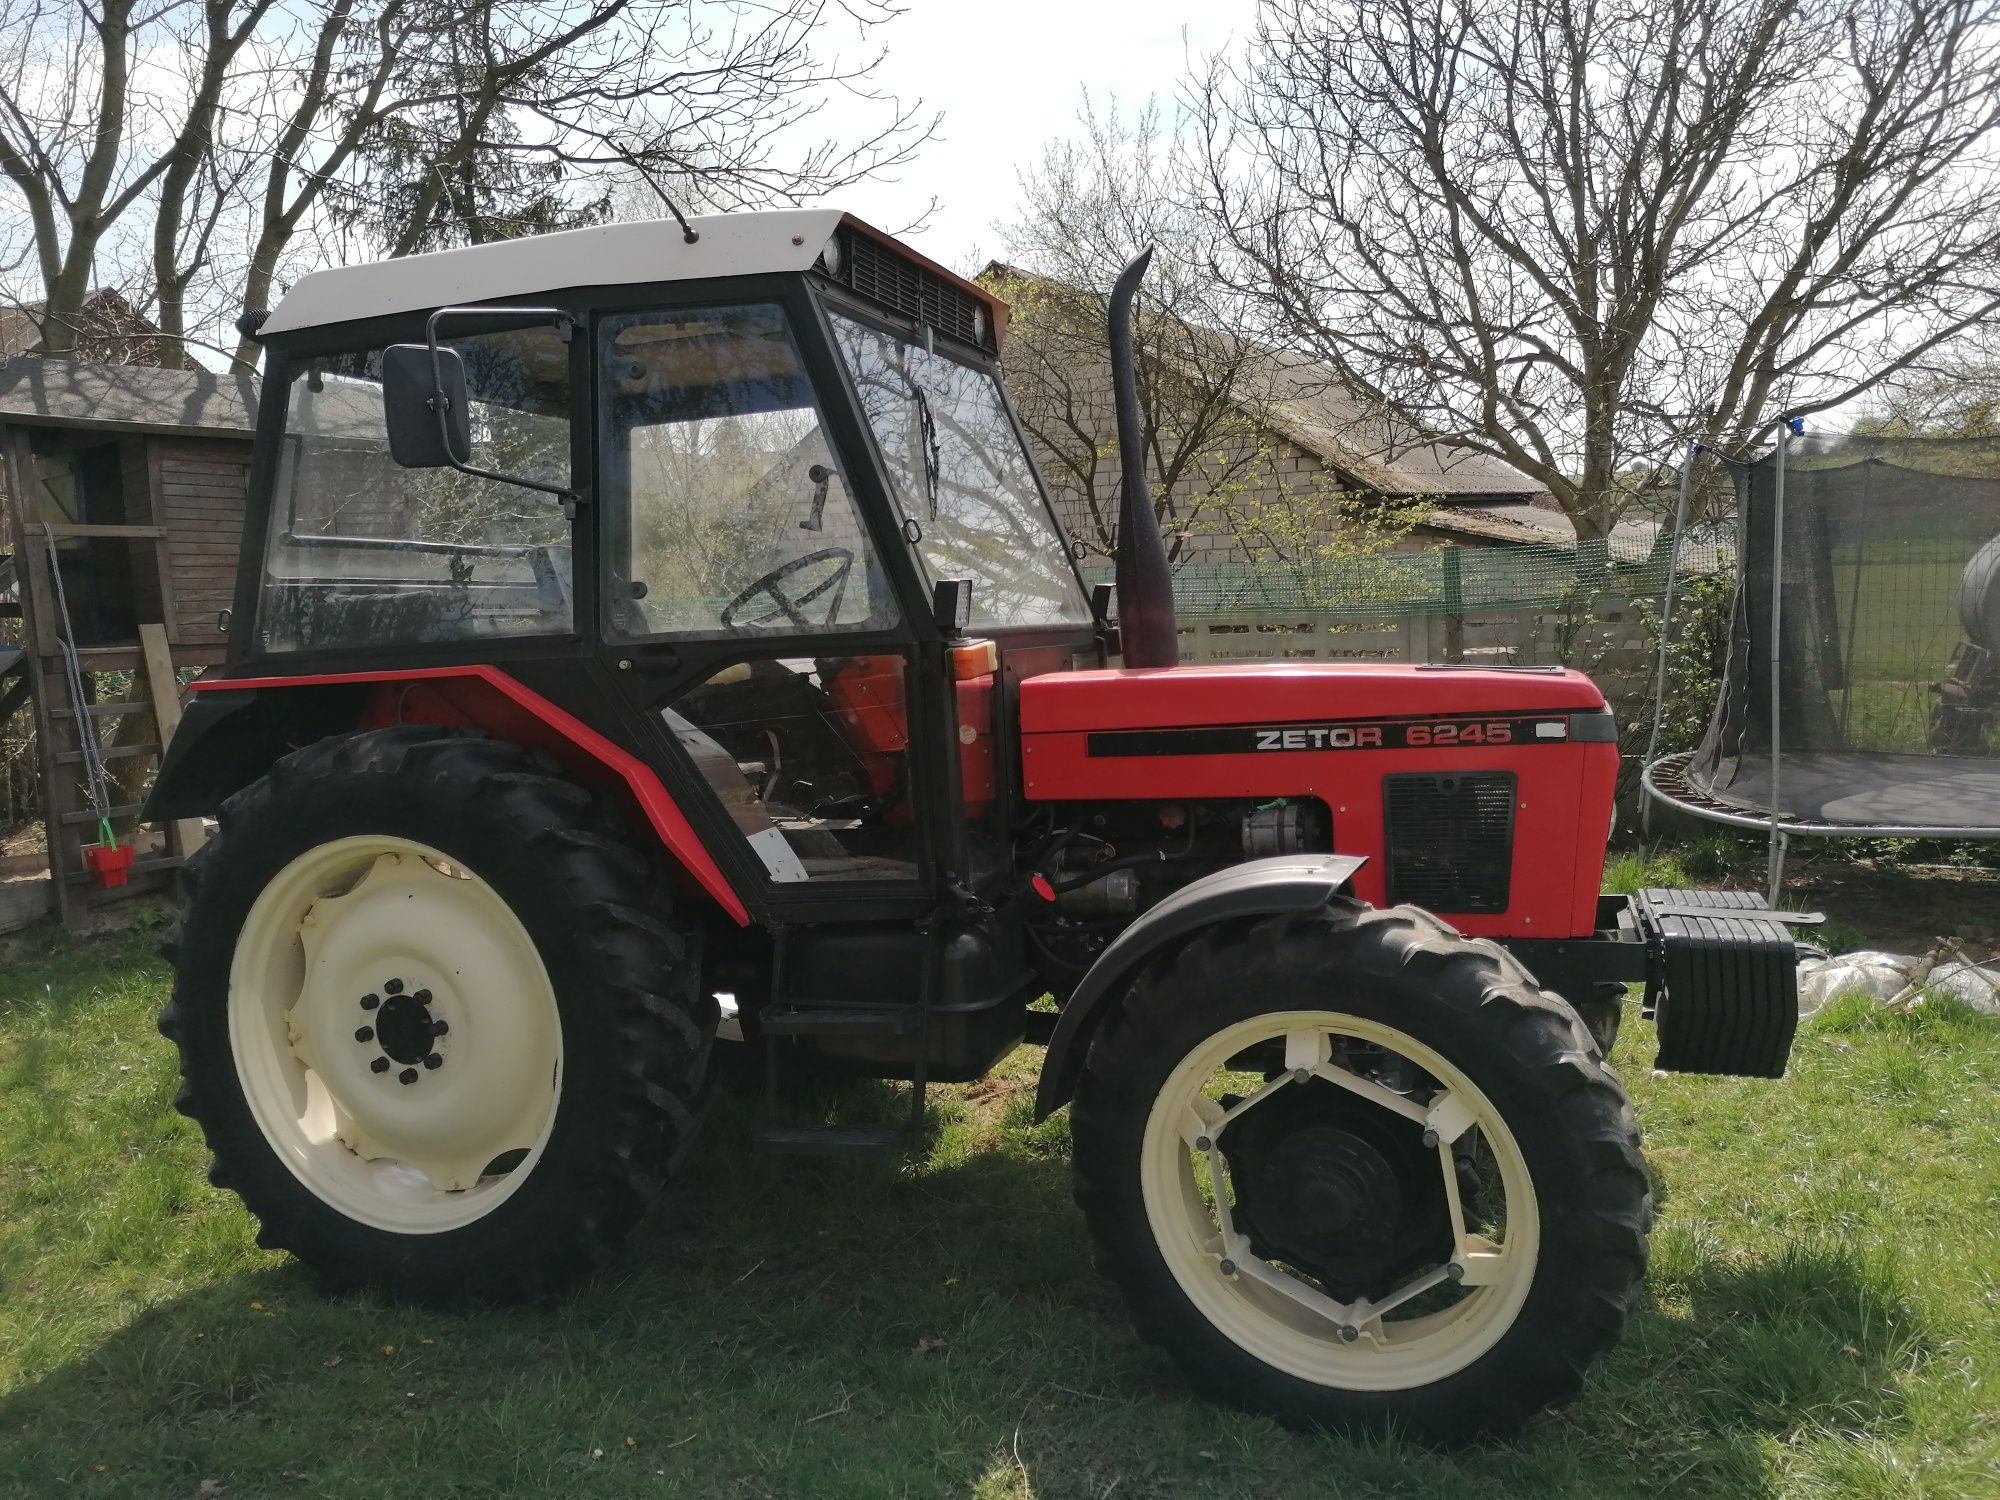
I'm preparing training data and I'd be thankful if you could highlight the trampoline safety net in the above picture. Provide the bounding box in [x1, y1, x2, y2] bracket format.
[1679, 432, 2000, 833]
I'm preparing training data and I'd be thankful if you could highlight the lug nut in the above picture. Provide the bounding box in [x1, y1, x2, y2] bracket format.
[414, 989, 432, 1004]
[1217, 1258, 1237, 1277]
[399, 1068, 418, 1085]
[1336, 1324, 1361, 1344]
[423, 1053, 443, 1070]
[384, 979, 405, 995]
[359, 994, 380, 1011]
[370, 1057, 390, 1074]
[431, 1019, 449, 1037]
[1292, 1068, 1311, 1084]
[354, 1026, 374, 1043]
[1194, 1135, 1212, 1152]
[1446, 1261, 1466, 1283]
[1421, 1128, 1440, 1149]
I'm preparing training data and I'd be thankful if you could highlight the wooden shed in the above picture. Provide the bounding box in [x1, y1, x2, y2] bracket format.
[0, 357, 257, 930]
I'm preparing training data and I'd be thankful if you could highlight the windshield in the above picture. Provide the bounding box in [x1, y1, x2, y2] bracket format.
[827, 309, 1091, 630]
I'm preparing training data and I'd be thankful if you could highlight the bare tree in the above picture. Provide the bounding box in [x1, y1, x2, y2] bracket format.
[0, 0, 937, 370]
[1866, 325, 2000, 434]
[996, 100, 1410, 570]
[1194, 0, 2000, 536]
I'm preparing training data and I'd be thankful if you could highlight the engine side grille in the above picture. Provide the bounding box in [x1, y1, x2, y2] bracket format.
[818, 228, 994, 352]
[1382, 772, 1516, 914]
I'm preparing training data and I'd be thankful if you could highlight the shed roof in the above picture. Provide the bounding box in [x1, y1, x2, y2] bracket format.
[0, 357, 257, 437]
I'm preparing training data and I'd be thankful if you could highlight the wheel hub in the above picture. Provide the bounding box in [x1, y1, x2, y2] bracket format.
[367, 984, 447, 1068]
[1221, 1080, 1452, 1299]
[260, 845, 564, 1203]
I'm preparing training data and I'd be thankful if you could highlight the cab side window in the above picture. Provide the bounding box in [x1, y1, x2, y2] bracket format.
[258, 325, 574, 654]
[599, 304, 898, 639]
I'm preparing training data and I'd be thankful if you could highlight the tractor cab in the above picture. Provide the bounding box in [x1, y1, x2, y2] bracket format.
[143, 208, 1814, 1445]
[224, 211, 1090, 919]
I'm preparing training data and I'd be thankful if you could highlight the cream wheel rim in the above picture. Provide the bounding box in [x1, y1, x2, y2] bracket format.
[1139, 1010, 1539, 1391]
[229, 835, 563, 1234]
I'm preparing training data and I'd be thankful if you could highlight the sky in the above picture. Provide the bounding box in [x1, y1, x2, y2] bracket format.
[802, 0, 1259, 279]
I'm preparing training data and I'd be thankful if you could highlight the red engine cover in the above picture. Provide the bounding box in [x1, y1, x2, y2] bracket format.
[1018, 663, 1618, 939]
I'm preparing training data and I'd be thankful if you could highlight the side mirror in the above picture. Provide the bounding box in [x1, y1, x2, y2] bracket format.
[382, 344, 471, 469]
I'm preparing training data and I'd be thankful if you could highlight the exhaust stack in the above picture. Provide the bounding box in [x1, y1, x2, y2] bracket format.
[1107, 247, 1178, 669]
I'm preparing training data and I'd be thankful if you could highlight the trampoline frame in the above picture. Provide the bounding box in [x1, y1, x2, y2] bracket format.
[1640, 424, 2000, 902]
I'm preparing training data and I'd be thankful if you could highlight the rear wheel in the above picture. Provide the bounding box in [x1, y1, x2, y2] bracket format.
[161, 728, 713, 1303]
[1070, 904, 1650, 1443]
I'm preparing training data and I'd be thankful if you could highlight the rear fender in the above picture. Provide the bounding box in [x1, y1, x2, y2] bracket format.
[143, 665, 749, 925]
[1032, 853, 1368, 1120]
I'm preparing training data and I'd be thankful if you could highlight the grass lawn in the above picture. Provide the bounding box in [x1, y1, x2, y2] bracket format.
[3, 909, 1998, 1499]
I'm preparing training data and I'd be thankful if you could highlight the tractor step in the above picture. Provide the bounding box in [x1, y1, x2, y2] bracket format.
[752, 1123, 906, 1156]
[759, 1002, 923, 1039]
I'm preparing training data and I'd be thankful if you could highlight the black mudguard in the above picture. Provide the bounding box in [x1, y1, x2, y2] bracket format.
[142, 685, 368, 823]
[1032, 853, 1368, 1120]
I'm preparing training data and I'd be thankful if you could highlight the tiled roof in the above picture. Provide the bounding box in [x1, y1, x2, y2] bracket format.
[980, 262, 1551, 501]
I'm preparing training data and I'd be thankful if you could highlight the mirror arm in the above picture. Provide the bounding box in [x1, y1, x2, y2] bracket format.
[424, 305, 584, 516]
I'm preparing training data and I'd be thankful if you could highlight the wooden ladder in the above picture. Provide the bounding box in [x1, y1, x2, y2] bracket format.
[1, 511, 196, 931]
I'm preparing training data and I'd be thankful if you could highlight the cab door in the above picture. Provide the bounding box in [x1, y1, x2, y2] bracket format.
[590, 295, 951, 914]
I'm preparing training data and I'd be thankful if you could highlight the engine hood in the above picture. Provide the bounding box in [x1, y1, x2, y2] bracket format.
[1018, 661, 1608, 735]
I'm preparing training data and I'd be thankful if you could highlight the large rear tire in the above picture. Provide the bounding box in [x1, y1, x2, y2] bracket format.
[1069, 903, 1650, 1443]
[160, 728, 714, 1304]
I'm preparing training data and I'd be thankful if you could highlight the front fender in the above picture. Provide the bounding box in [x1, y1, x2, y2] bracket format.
[1032, 853, 1368, 1120]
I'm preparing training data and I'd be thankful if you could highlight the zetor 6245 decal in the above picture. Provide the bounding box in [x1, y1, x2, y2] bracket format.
[143, 209, 1813, 1445]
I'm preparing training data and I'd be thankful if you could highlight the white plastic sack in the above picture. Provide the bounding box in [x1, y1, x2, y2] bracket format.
[1797, 950, 2000, 1018]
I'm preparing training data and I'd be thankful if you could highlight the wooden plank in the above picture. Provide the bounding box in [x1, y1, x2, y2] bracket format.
[41, 522, 166, 540]
[145, 443, 186, 647]
[59, 802, 145, 826]
[139, 621, 206, 857]
[159, 464, 249, 478]
[160, 502, 246, 517]
[55, 741, 161, 765]
[49, 699, 148, 718]
[0, 425, 79, 929]
[44, 646, 142, 672]
[0, 877, 53, 936]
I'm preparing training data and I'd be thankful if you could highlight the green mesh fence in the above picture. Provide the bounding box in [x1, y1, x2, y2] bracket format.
[1085, 526, 1736, 621]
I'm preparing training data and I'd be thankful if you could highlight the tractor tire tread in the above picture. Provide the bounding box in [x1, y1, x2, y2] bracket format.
[159, 727, 713, 1306]
[1069, 902, 1650, 1444]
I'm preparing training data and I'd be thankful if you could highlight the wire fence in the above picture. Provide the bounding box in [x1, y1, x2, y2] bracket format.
[0, 529, 1741, 841]
[1089, 526, 1736, 622]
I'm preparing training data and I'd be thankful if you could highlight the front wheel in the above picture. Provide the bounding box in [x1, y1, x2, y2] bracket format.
[1070, 905, 1650, 1443]
[161, 728, 714, 1304]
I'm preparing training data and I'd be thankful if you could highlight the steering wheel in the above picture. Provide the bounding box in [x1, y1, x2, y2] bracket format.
[719, 547, 856, 630]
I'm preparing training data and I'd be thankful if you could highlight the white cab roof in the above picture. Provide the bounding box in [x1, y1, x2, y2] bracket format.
[263, 208, 961, 336]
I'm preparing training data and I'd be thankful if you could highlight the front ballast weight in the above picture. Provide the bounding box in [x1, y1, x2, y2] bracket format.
[1509, 886, 1814, 1079]
[1630, 887, 1812, 1078]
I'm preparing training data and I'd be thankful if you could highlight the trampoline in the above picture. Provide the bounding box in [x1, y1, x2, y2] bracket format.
[1643, 430, 2000, 896]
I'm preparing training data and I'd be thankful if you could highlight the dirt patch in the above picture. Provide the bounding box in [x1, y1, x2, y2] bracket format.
[1782, 854, 2000, 956]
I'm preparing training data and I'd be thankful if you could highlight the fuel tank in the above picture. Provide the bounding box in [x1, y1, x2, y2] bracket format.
[1016, 662, 1620, 940]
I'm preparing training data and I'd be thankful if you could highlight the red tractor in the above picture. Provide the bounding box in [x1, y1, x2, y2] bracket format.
[146, 212, 1806, 1443]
